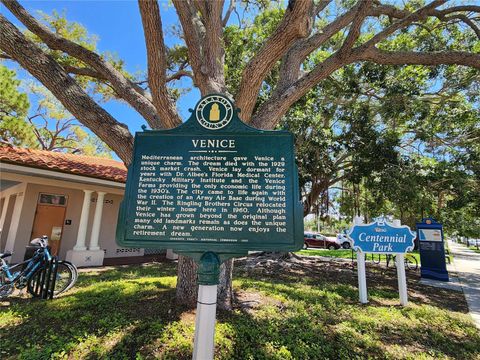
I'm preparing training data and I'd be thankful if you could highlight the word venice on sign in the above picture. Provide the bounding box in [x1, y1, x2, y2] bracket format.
[348, 217, 416, 306]
[116, 94, 303, 360]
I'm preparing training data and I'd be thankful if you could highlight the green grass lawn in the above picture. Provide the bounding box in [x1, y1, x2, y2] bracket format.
[1, 258, 479, 359]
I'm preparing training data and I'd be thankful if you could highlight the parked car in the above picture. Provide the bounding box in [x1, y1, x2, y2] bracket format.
[467, 238, 480, 247]
[336, 233, 352, 249]
[304, 233, 341, 250]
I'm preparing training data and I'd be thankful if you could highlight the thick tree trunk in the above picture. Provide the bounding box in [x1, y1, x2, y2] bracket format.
[217, 258, 234, 310]
[176, 256, 234, 310]
[176, 255, 198, 308]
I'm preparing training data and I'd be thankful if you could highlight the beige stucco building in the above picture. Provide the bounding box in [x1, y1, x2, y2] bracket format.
[0, 146, 168, 267]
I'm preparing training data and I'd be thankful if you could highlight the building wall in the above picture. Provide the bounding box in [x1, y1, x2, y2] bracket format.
[6, 182, 142, 262]
[9, 183, 83, 262]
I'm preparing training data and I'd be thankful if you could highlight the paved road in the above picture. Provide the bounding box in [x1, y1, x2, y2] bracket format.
[448, 240, 480, 330]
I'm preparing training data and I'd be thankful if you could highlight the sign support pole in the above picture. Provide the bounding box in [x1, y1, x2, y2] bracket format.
[193, 284, 218, 360]
[392, 220, 408, 306]
[357, 251, 368, 304]
[192, 252, 220, 360]
[353, 216, 368, 304]
[395, 253, 408, 306]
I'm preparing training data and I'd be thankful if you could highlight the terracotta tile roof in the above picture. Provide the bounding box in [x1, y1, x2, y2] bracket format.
[0, 146, 127, 183]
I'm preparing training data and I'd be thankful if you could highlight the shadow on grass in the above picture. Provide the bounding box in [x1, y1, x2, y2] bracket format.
[76, 262, 177, 286]
[0, 264, 183, 359]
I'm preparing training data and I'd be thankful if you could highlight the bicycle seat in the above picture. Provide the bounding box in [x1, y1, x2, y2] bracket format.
[0, 252, 12, 259]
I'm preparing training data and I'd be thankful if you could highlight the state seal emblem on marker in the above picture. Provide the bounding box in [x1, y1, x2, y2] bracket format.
[195, 95, 233, 130]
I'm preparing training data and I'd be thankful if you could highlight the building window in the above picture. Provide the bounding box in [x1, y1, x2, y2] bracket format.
[38, 193, 68, 206]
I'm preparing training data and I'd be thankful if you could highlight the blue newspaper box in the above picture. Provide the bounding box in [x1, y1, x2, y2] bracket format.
[416, 218, 449, 281]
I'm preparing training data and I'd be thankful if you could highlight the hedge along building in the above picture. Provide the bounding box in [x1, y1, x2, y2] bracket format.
[0, 146, 171, 266]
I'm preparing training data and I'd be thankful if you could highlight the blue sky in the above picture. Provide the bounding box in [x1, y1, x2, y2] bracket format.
[2, 0, 200, 143]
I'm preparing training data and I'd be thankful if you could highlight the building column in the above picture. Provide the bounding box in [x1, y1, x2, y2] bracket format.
[0, 196, 11, 250]
[73, 190, 93, 251]
[4, 191, 26, 257]
[89, 191, 106, 251]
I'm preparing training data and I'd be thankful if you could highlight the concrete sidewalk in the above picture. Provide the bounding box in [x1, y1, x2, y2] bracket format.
[448, 240, 480, 330]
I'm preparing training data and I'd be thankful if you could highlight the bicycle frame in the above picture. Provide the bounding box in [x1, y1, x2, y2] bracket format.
[1, 247, 52, 285]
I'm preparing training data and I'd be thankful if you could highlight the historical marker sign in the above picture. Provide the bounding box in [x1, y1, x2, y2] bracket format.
[348, 219, 416, 254]
[116, 94, 304, 255]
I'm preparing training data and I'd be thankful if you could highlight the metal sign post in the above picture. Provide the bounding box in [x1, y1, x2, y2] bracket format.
[192, 252, 220, 360]
[392, 219, 408, 305]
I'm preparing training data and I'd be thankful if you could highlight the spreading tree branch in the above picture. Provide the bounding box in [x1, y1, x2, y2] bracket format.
[138, 0, 182, 129]
[173, 0, 227, 95]
[0, 14, 134, 163]
[337, 1, 372, 59]
[166, 70, 194, 82]
[251, 0, 480, 130]
[235, 0, 315, 121]
[277, 2, 360, 92]
[173, 0, 207, 93]
[62, 65, 106, 79]
[362, 0, 448, 49]
[202, 0, 227, 93]
[359, 48, 480, 69]
[2, 0, 162, 129]
[222, 0, 236, 27]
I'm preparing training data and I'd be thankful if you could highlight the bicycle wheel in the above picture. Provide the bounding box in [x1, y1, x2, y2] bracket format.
[371, 254, 381, 264]
[58, 260, 78, 293]
[27, 261, 75, 297]
[404, 255, 418, 271]
[0, 271, 14, 298]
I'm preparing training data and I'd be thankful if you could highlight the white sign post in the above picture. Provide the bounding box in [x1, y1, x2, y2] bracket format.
[348, 217, 415, 306]
[395, 254, 408, 306]
[392, 219, 408, 306]
[189, 252, 222, 360]
[193, 284, 218, 360]
[354, 216, 368, 304]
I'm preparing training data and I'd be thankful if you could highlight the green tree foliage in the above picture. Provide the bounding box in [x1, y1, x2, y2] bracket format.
[0, 64, 34, 146]
[25, 10, 137, 101]
[26, 83, 113, 157]
[0, 64, 112, 157]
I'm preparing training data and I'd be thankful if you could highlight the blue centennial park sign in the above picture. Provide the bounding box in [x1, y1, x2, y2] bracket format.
[116, 94, 304, 259]
[348, 219, 416, 254]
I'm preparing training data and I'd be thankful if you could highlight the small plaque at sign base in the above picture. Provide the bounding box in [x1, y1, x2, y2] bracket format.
[116, 94, 304, 257]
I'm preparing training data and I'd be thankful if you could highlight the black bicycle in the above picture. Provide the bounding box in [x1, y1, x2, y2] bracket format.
[0, 236, 78, 298]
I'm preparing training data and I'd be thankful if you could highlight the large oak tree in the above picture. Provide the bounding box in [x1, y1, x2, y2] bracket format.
[1, 0, 479, 309]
